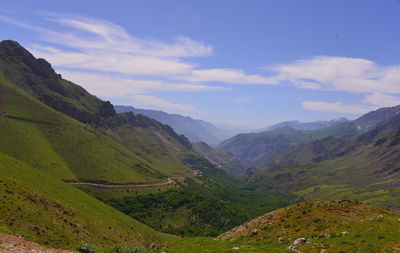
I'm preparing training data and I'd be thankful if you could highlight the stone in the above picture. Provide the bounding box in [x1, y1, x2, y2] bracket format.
[293, 237, 307, 246]
[149, 243, 159, 249]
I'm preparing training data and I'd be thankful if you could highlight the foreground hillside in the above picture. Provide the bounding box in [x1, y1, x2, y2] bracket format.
[0, 151, 170, 251]
[168, 201, 400, 252]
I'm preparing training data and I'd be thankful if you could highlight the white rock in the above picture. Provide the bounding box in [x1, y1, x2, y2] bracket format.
[293, 237, 307, 246]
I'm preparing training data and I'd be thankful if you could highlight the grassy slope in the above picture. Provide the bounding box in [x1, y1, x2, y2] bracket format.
[0, 151, 172, 252]
[0, 71, 189, 183]
[167, 201, 400, 252]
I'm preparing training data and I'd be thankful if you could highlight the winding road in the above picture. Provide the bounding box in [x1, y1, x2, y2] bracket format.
[67, 177, 175, 188]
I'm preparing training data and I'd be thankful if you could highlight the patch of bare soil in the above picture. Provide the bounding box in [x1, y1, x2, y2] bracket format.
[0, 234, 73, 253]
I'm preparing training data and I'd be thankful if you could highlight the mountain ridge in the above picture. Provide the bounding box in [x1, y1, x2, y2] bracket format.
[115, 105, 238, 145]
[258, 117, 350, 132]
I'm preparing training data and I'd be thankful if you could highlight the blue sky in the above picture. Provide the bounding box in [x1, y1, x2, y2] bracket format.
[2, 0, 400, 127]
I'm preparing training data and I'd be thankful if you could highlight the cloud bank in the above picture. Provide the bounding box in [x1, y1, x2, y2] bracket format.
[266, 56, 400, 113]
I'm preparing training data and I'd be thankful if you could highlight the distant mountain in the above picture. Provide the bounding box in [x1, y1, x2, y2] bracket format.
[218, 126, 318, 168]
[246, 112, 400, 208]
[318, 105, 400, 139]
[192, 142, 245, 174]
[259, 117, 350, 132]
[219, 105, 400, 169]
[115, 105, 235, 145]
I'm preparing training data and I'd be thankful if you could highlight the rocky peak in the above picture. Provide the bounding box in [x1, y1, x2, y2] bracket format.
[0, 40, 59, 79]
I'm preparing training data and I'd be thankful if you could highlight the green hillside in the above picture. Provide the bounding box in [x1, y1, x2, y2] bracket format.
[167, 201, 400, 252]
[0, 151, 171, 252]
[0, 40, 192, 184]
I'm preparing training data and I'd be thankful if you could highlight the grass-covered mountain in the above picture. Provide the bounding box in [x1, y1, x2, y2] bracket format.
[0, 39, 206, 251]
[0, 40, 193, 184]
[115, 105, 236, 145]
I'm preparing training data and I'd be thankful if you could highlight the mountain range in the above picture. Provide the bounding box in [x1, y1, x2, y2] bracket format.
[258, 117, 350, 132]
[115, 105, 240, 145]
[219, 103, 400, 209]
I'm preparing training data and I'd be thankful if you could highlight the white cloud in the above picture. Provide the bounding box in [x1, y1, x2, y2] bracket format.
[302, 101, 376, 114]
[40, 14, 213, 58]
[180, 68, 277, 84]
[1, 14, 212, 76]
[266, 56, 400, 94]
[60, 70, 228, 97]
[126, 94, 196, 112]
[364, 93, 400, 107]
[31, 46, 194, 75]
[1, 14, 277, 85]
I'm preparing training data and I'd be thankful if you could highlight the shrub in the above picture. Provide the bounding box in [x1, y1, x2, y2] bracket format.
[77, 242, 96, 253]
[113, 244, 149, 253]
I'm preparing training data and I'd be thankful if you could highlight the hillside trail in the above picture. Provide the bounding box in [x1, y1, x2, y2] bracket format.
[0, 234, 73, 253]
[65, 172, 194, 189]
[67, 177, 175, 188]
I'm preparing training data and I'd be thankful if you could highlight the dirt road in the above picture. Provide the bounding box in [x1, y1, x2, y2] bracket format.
[67, 177, 175, 188]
